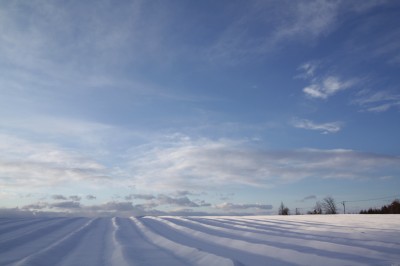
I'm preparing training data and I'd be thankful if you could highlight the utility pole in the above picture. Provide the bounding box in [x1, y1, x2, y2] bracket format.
[341, 201, 346, 214]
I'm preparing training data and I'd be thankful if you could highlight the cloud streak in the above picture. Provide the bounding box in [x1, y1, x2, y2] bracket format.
[292, 118, 343, 134]
[207, 0, 343, 63]
[215, 202, 273, 211]
[354, 90, 400, 113]
[127, 136, 400, 190]
[300, 195, 317, 202]
[0, 133, 111, 189]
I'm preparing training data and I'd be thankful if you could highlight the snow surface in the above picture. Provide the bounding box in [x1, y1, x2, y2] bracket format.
[0, 215, 399, 265]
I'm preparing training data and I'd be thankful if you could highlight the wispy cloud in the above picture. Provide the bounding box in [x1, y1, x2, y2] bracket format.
[297, 61, 319, 79]
[19, 195, 211, 216]
[215, 202, 273, 211]
[354, 90, 400, 113]
[21, 202, 48, 210]
[156, 194, 204, 208]
[86, 195, 96, 200]
[69, 195, 82, 202]
[14, 201, 148, 217]
[0, 0, 198, 122]
[297, 60, 356, 99]
[51, 195, 67, 201]
[0, 133, 111, 189]
[127, 135, 400, 190]
[272, 0, 340, 42]
[303, 76, 354, 99]
[292, 118, 343, 134]
[124, 194, 156, 201]
[300, 195, 317, 202]
[206, 1, 388, 64]
[2, 130, 399, 199]
[50, 201, 81, 210]
[0, 1, 162, 73]
[207, 1, 342, 63]
[124, 193, 211, 208]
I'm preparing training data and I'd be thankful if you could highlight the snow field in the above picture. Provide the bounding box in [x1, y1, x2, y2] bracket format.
[0, 215, 399, 265]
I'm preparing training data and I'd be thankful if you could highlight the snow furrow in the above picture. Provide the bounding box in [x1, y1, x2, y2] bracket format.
[145, 216, 370, 266]
[111, 217, 187, 266]
[140, 217, 290, 266]
[131, 217, 235, 266]
[168, 217, 396, 264]
[13, 218, 98, 266]
[204, 216, 400, 252]
[111, 217, 128, 266]
[0, 215, 398, 266]
[58, 218, 113, 266]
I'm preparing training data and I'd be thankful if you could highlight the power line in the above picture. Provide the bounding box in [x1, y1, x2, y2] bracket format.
[341, 194, 399, 214]
[342, 194, 400, 203]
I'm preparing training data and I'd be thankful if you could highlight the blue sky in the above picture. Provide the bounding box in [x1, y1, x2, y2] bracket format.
[1, 0, 400, 216]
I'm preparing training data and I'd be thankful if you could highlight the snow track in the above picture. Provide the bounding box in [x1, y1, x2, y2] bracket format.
[0, 215, 399, 265]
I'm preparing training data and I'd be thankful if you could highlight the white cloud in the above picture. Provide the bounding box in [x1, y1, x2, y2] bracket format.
[127, 136, 400, 191]
[367, 104, 392, 113]
[303, 76, 354, 99]
[0, 133, 111, 189]
[297, 61, 356, 100]
[292, 118, 343, 134]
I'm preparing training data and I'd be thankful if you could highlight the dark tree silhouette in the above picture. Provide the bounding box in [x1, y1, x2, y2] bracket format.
[322, 196, 337, 214]
[278, 202, 290, 215]
[360, 199, 400, 214]
[307, 201, 323, 215]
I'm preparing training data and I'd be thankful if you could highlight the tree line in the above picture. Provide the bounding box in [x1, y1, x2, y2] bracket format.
[359, 199, 400, 214]
[279, 196, 338, 215]
[279, 197, 400, 215]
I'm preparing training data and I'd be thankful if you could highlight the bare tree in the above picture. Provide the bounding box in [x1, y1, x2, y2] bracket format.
[279, 202, 290, 215]
[307, 201, 322, 214]
[322, 196, 337, 214]
[315, 201, 323, 214]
